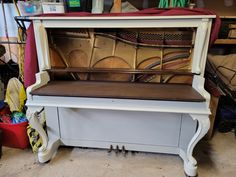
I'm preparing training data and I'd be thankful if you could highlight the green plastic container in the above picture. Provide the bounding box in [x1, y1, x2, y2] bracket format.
[64, 0, 91, 12]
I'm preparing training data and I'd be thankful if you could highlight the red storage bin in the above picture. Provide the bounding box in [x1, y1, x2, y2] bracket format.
[0, 122, 29, 149]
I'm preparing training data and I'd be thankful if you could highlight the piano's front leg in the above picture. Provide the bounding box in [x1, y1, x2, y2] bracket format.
[180, 114, 210, 177]
[27, 106, 60, 163]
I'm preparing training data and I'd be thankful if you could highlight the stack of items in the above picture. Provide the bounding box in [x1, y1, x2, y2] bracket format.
[0, 106, 27, 125]
[0, 78, 29, 149]
[18, 0, 43, 15]
[18, 0, 92, 14]
[18, 0, 65, 15]
[206, 54, 236, 102]
[205, 53, 236, 135]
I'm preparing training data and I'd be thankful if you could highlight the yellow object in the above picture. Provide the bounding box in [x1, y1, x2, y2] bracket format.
[18, 27, 25, 82]
[5, 77, 26, 112]
[27, 125, 43, 153]
[110, 0, 121, 13]
[27, 111, 46, 153]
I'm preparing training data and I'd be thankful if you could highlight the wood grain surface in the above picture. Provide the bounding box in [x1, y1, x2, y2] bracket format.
[31, 81, 205, 102]
[68, 49, 90, 80]
[90, 56, 132, 81]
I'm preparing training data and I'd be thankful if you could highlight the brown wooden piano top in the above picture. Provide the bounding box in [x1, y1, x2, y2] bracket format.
[31, 81, 205, 102]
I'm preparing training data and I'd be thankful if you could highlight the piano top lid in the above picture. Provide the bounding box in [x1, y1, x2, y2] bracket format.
[22, 14, 216, 29]
[17, 8, 217, 21]
[27, 15, 216, 21]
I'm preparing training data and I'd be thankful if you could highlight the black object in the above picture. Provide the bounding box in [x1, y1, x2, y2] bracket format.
[64, 0, 91, 12]
[1, 0, 17, 3]
[205, 60, 236, 103]
[217, 96, 236, 135]
[0, 61, 19, 86]
[0, 45, 6, 57]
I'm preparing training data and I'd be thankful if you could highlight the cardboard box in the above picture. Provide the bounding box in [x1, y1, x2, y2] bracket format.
[42, 2, 65, 14]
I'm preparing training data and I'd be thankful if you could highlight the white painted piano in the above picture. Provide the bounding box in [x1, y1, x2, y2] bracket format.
[26, 15, 215, 177]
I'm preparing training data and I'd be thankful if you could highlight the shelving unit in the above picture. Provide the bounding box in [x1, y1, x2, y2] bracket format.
[214, 39, 236, 45]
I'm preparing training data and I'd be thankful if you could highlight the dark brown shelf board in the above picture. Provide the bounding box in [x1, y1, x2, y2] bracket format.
[31, 81, 205, 102]
[47, 67, 193, 76]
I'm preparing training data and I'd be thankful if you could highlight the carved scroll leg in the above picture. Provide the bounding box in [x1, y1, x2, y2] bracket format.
[27, 107, 60, 163]
[183, 114, 210, 177]
[38, 135, 60, 163]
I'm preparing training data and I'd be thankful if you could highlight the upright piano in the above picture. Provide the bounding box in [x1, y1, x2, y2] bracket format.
[26, 14, 215, 176]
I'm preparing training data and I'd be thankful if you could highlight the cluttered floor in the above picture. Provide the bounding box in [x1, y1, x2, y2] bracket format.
[0, 131, 235, 177]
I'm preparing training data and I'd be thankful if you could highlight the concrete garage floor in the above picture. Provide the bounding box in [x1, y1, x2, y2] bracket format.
[0, 132, 235, 177]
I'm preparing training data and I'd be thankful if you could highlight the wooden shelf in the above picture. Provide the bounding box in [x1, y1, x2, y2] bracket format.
[220, 16, 236, 19]
[47, 67, 193, 75]
[31, 81, 205, 102]
[214, 39, 236, 45]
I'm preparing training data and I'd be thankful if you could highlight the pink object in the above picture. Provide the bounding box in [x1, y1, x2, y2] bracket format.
[24, 23, 39, 88]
